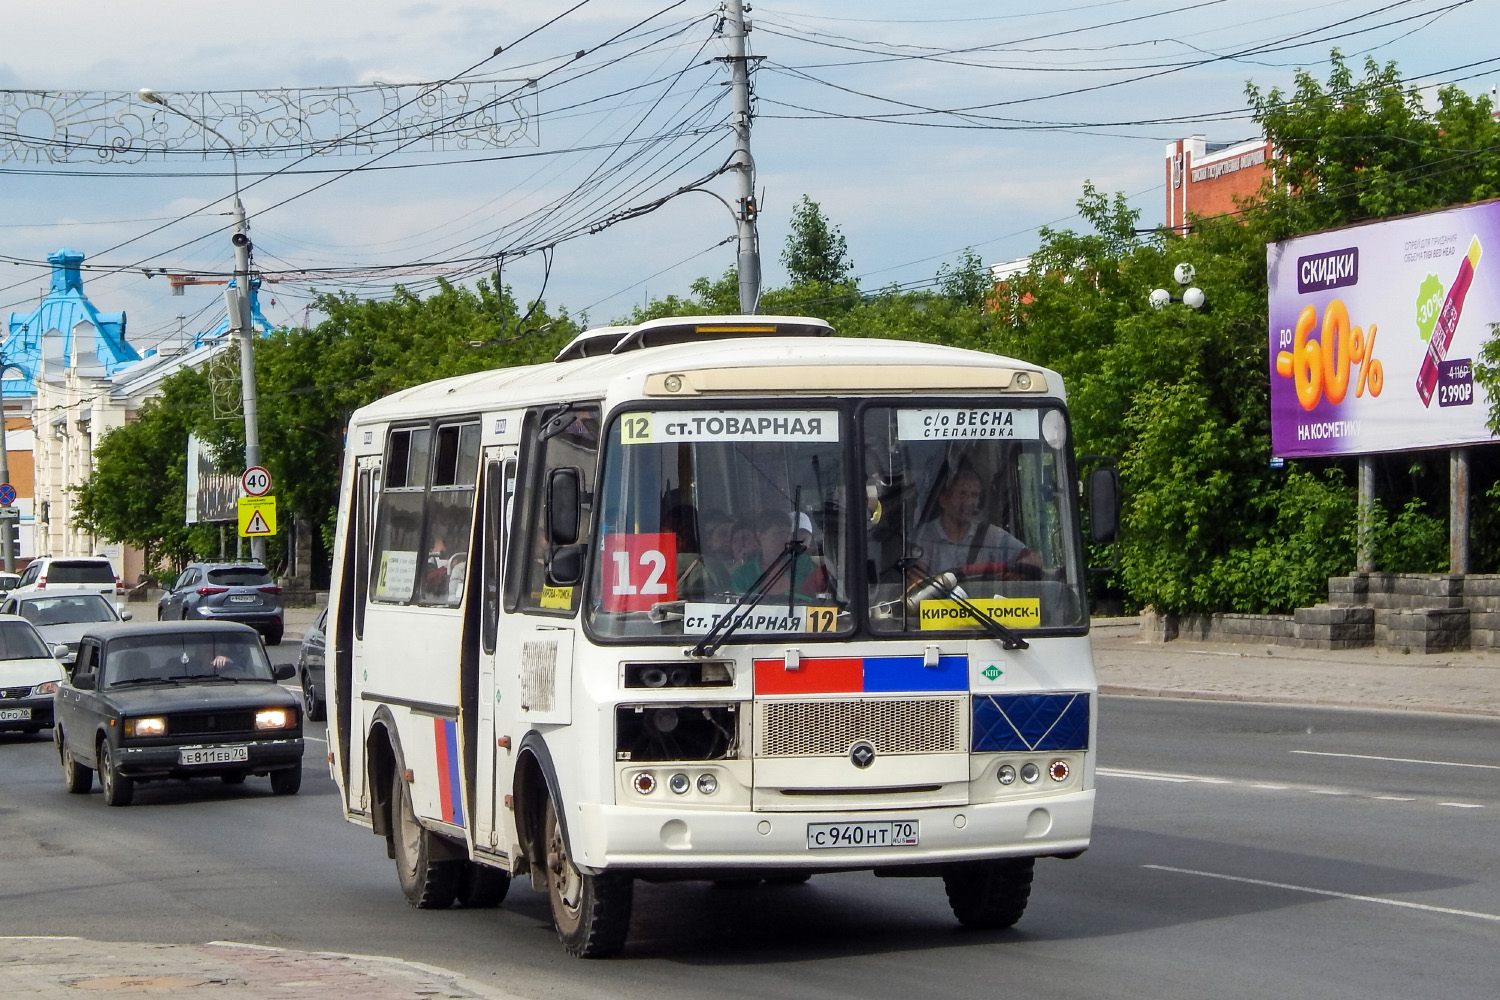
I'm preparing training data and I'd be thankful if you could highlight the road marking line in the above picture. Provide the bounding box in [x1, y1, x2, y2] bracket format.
[1375, 795, 1416, 801]
[1438, 801, 1485, 809]
[1291, 750, 1500, 771]
[1252, 783, 1290, 790]
[303, 735, 327, 744]
[1143, 865, 1500, 924]
[1096, 767, 1229, 784]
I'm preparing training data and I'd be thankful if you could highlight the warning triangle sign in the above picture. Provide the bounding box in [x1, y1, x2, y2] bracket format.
[244, 511, 272, 535]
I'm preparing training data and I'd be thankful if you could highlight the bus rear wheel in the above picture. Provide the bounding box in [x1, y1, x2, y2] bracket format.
[392, 771, 459, 908]
[942, 857, 1034, 929]
[543, 797, 631, 958]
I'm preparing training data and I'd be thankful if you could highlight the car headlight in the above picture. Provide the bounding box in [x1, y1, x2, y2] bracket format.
[255, 708, 294, 730]
[124, 716, 166, 738]
[30, 680, 59, 697]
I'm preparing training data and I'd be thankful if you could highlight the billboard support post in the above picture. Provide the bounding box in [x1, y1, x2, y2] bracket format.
[1451, 448, 1470, 574]
[1358, 456, 1376, 573]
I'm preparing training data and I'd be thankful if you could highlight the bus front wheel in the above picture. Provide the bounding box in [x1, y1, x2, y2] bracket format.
[543, 797, 632, 958]
[942, 857, 1034, 929]
[392, 771, 460, 908]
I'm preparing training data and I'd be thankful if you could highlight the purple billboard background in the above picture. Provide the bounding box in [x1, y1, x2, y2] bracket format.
[1268, 199, 1500, 457]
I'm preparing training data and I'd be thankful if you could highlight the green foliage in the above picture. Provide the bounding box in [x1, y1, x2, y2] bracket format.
[1250, 51, 1500, 235]
[781, 195, 854, 287]
[1367, 497, 1449, 573]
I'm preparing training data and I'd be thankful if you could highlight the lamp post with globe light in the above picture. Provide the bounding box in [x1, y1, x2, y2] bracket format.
[137, 89, 265, 563]
[1148, 263, 1207, 312]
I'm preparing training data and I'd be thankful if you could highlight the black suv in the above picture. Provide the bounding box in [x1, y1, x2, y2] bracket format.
[158, 563, 284, 645]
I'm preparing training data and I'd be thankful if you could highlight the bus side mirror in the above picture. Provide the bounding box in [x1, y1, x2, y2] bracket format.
[1087, 467, 1120, 544]
[548, 544, 585, 586]
[548, 468, 581, 546]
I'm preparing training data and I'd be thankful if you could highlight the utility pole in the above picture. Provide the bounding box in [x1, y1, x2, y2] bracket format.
[724, 0, 760, 314]
[229, 201, 266, 564]
[0, 411, 11, 572]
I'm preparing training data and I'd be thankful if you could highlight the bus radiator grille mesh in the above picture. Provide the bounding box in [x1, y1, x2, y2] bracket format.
[756, 698, 964, 756]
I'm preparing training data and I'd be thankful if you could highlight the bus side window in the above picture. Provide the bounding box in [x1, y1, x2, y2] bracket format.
[518, 406, 600, 616]
[370, 426, 431, 604]
[418, 423, 481, 608]
[481, 459, 512, 653]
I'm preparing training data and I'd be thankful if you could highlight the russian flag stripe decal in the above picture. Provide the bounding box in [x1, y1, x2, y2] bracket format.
[433, 717, 465, 827]
[754, 655, 967, 694]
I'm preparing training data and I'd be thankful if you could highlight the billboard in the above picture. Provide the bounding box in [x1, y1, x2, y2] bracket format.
[1268, 199, 1500, 457]
[185, 433, 238, 524]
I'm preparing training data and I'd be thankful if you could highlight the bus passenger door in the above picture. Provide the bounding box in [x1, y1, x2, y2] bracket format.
[473, 453, 516, 854]
[345, 459, 379, 815]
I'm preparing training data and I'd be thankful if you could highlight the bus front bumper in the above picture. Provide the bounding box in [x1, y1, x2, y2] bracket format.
[569, 788, 1094, 872]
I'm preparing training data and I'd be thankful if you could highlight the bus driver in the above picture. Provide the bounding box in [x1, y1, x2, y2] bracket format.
[910, 466, 1041, 578]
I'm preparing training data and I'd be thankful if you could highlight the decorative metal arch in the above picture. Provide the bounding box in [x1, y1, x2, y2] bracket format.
[0, 80, 538, 164]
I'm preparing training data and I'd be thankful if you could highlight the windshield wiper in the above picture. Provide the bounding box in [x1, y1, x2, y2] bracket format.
[920, 570, 1029, 650]
[165, 673, 242, 682]
[688, 538, 806, 658]
[108, 676, 182, 687]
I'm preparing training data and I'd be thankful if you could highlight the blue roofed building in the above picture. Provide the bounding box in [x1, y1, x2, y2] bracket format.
[4, 249, 141, 397]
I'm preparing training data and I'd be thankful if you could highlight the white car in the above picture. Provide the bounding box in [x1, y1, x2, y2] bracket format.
[0, 614, 63, 735]
[10, 557, 119, 601]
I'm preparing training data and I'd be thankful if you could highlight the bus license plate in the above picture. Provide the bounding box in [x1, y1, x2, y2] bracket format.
[807, 820, 919, 849]
[180, 745, 249, 765]
[0, 708, 31, 722]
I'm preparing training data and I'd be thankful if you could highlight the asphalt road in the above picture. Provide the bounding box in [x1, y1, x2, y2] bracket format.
[2, 644, 1497, 1000]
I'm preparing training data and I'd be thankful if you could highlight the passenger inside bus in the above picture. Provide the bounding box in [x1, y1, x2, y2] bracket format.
[730, 510, 835, 598]
[677, 509, 738, 596]
[909, 465, 1041, 579]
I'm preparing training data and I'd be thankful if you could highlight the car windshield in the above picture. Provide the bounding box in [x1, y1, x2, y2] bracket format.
[46, 562, 115, 584]
[103, 633, 274, 686]
[0, 621, 50, 660]
[18, 595, 117, 626]
[863, 404, 1086, 633]
[206, 567, 274, 586]
[587, 408, 850, 639]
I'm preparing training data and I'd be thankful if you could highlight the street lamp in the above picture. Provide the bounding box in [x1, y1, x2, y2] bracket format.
[138, 89, 266, 563]
[1149, 262, 1207, 312]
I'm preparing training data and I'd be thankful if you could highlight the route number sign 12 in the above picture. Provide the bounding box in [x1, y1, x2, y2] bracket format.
[601, 533, 677, 612]
[241, 466, 272, 497]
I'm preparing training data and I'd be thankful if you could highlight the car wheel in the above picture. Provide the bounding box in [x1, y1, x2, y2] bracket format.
[98, 739, 134, 807]
[59, 731, 92, 794]
[391, 770, 459, 908]
[544, 796, 632, 957]
[156, 605, 164, 621]
[270, 766, 302, 795]
[221, 772, 247, 785]
[942, 858, 1034, 929]
[302, 672, 326, 722]
[264, 627, 283, 647]
[456, 861, 512, 908]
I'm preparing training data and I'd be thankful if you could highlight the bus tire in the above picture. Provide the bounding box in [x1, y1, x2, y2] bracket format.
[942, 857, 1034, 929]
[544, 796, 632, 957]
[456, 861, 511, 908]
[392, 770, 460, 909]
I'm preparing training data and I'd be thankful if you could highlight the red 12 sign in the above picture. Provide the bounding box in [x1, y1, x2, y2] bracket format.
[601, 533, 677, 612]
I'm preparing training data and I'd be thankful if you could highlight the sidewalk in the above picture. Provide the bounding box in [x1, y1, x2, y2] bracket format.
[0, 938, 518, 1000]
[1091, 617, 1500, 716]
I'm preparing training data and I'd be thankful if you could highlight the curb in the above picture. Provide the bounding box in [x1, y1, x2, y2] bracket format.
[1098, 683, 1500, 717]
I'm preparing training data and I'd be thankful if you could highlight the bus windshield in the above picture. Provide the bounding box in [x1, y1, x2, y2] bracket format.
[864, 404, 1086, 633]
[587, 409, 850, 639]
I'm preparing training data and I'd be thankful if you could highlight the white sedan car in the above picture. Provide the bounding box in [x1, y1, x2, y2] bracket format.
[0, 614, 64, 735]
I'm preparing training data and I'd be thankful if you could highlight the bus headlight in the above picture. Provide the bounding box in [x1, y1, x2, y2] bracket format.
[1020, 762, 1041, 784]
[997, 764, 1017, 786]
[1049, 759, 1070, 782]
[632, 772, 657, 795]
[696, 773, 718, 795]
[668, 772, 691, 795]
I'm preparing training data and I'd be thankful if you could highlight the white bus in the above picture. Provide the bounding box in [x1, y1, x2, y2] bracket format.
[327, 316, 1117, 957]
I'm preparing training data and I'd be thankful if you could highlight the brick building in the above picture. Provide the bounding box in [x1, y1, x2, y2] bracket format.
[1164, 135, 1273, 231]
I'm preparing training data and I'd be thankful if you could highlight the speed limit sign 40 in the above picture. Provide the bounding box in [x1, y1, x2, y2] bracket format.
[241, 466, 273, 497]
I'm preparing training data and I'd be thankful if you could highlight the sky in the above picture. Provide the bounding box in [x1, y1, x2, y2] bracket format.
[0, 0, 1496, 354]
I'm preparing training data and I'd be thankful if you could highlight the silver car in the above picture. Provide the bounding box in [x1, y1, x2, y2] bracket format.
[157, 563, 284, 645]
[0, 592, 126, 667]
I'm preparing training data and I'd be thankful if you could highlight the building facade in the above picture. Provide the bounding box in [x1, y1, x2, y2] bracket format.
[1164, 135, 1273, 232]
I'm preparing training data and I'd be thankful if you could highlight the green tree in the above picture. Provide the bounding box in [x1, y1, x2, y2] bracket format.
[781, 195, 854, 287]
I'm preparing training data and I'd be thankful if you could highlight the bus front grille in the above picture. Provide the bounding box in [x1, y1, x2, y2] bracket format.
[756, 698, 964, 757]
